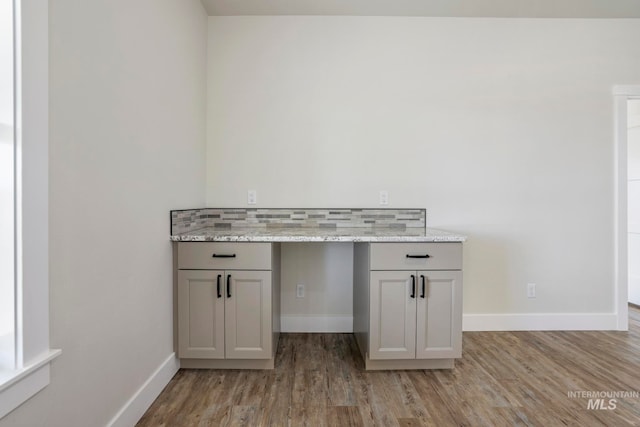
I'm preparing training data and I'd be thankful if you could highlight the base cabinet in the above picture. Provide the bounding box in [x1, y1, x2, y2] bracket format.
[175, 240, 461, 371]
[178, 269, 272, 359]
[369, 271, 416, 360]
[176, 242, 280, 369]
[355, 242, 463, 370]
[416, 271, 462, 359]
[177, 270, 224, 359]
[369, 270, 462, 360]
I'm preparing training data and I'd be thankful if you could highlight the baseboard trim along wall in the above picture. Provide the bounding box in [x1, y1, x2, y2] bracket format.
[107, 353, 179, 427]
[281, 314, 620, 333]
[463, 313, 619, 331]
[281, 316, 353, 333]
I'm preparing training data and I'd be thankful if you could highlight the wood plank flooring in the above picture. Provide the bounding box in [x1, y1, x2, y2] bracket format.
[137, 308, 640, 426]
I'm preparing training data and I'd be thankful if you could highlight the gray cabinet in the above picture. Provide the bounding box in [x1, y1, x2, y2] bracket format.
[354, 242, 463, 370]
[178, 270, 225, 359]
[369, 271, 416, 360]
[176, 242, 280, 369]
[416, 270, 462, 359]
[178, 269, 272, 360]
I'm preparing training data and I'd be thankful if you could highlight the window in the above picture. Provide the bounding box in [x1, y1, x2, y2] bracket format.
[0, 0, 60, 419]
[0, 0, 16, 374]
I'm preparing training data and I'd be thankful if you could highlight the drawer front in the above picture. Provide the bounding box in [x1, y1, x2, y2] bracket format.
[178, 242, 272, 270]
[370, 243, 462, 271]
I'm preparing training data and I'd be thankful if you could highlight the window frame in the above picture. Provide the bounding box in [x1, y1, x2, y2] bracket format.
[0, 0, 16, 374]
[613, 86, 640, 331]
[0, 0, 61, 419]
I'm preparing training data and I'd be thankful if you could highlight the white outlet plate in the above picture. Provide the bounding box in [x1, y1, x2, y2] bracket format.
[247, 190, 257, 205]
[296, 284, 305, 298]
[527, 283, 536, 298]
[379, 190, 389, 205]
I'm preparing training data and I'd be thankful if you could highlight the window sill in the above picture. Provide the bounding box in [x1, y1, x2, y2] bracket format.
[0, 349, 61, 419]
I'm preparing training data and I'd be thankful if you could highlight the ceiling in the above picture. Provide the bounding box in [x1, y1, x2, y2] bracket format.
[200, 0, 640, 18]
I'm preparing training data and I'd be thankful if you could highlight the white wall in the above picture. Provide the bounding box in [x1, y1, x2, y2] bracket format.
[629, 100, 640, 305]
[206, 17, 640, 320]
[0, 0, 207, 426]
[280, 243, 353, 331]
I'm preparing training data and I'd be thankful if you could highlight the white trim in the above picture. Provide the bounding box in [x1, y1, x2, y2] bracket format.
[0, 349, 60, 392]
[613, 85, 640, 331]
[106, 353, 180, 427]
[19, 0, 50, 358]
[463, 313, 619, 331]
[0, 349, 60, 418]
[614, 94, 629, 331]
[2, 0, 57, 418]
[281, 316, 353, 332]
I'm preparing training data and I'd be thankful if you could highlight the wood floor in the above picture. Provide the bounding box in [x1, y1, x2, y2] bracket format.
[137, 308, 640, 426]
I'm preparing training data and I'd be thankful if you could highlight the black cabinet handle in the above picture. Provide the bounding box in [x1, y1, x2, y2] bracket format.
[216, 274, 222, 298]
[420, 275, 426, 298]
[410, 275, 416, 299]
[212, 254, 236, 258]
[226, 274, 231, 298]
[406, 254, 430, 259]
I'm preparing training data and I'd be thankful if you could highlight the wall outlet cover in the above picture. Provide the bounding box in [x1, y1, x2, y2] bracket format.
[527, 283, 536, 298]
[247, 190, 257, 205]
[379, 190, 389, 205]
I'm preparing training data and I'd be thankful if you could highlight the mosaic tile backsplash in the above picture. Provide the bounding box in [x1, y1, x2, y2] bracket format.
[171, 208, 426, 235]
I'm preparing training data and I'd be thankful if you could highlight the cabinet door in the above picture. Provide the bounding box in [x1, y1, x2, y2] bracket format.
[225, 270, 272, 359]
[369, 271, 416, 360]
[416, 271, 462, 359]
[178, 270, 225, 359]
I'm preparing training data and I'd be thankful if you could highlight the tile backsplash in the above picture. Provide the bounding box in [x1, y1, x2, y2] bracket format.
[171, 208, 426, 235]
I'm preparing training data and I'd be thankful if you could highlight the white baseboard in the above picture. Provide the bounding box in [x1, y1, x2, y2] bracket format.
[280, 313, 620, 333]
[463, 312, 619, 331]
[281, 316, 353, 332]
[107, 353, 179, 427]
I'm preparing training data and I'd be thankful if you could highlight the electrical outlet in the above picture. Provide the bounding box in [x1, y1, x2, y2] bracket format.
[247, 190, 257, 205]
[527, 283, 536, 298]
[296, 284, 305, 298]
[379, 190, 389, 206]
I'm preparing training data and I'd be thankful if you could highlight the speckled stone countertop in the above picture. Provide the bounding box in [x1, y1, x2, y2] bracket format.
[170, 227, 466, 243]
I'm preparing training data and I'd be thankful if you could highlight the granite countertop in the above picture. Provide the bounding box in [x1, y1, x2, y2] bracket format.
[170, 227, 467, 243]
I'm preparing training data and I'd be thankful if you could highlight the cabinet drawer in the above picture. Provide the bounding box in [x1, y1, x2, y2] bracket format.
[370, 243, 462, 271]
[178, 242, 272, 270]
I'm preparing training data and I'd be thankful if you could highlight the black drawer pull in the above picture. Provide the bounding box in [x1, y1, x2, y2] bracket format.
[420, 275, 426, 298]
[410, 275, 416, 299]
[406, 254, 430, 259]
[226, 274, 232, 298]
[212, 254, 236, 258]
[216, 274, 222, 298]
